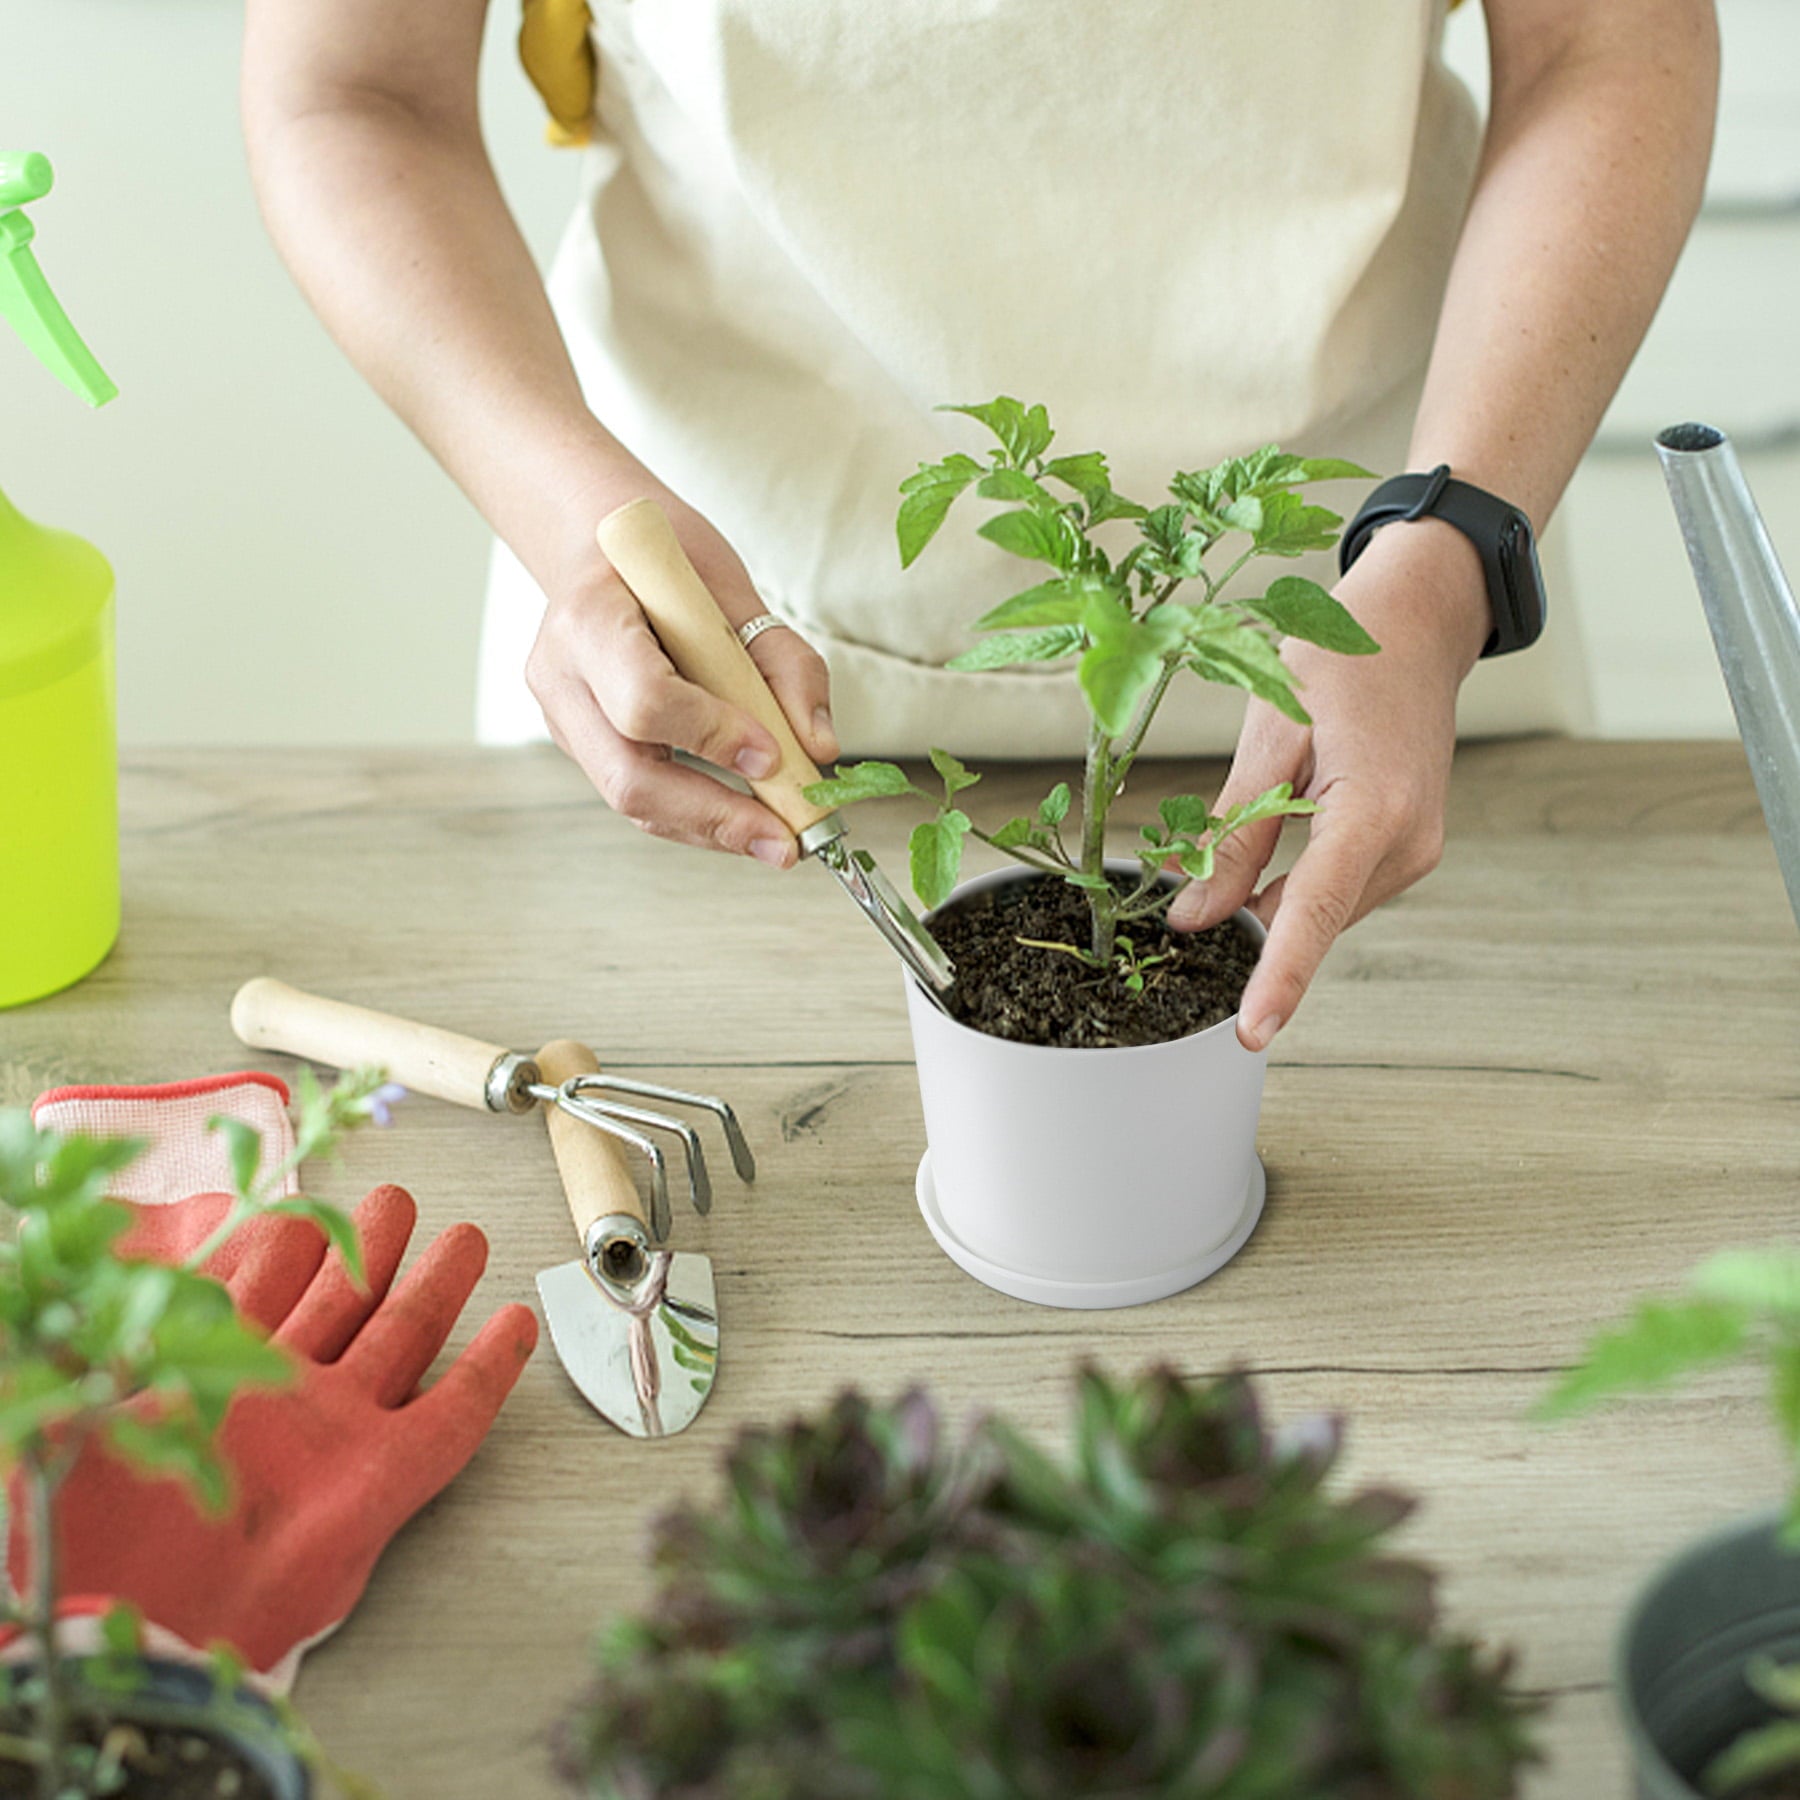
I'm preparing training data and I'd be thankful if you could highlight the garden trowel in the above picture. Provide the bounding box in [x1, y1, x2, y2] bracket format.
[534, 1040, 719, 1439]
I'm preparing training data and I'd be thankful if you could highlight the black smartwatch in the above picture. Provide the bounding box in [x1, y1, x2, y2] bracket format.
[1337, 465, 1546, 658]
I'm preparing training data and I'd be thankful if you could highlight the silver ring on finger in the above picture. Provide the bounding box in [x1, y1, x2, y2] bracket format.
[736, 612, 791, 650]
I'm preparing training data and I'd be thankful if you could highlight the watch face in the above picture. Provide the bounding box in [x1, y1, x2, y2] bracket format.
[1496, 517, 1545, 646]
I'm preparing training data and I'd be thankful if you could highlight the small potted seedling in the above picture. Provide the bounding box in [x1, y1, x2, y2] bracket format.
[1539, 1248, 1800, 1799]
[558, 1365, 1540, 1798]
[806, 399, 1379, 1305]
[0, 1071, 387, 1800]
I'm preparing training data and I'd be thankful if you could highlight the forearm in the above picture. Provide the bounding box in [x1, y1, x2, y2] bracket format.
[1409, 4, 1718, 535]
[243, 77, 634, 599]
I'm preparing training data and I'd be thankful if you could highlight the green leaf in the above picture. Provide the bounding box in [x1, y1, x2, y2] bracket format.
[910, 812, 972, 911]
[977, 508, 1075, 570]
[1748, 1656, 1800, 1714]
[897, 1574, 985, 1718]
[1183, 615, 1312, 725]
[1703, 1718, 1800, 1796]
[1042, 452, 1111, 504]
[946, 626, 1084, 672]
[1078, 590, 1167, 735]
[1080, 638, 1162, 735]
[1186, 646, 1312, 724]
[1136, 503, 1213, 581]
[989, 817, 1033, 850]
[1693, 1249, 1800, 1316]
[1247, 575, 1379, 654]
[99, 1603, 144, 1658]
[1140, 504, 1191, 559]
[1253, 492, 1344, 558]
[1221, 495, 1263, 534]
[104, 1412, 231, 1513]
[976, 467, 1054, 508]
[897, 453, 982, 568]
[1087, 489, 1149, 524]
[1296, 456, 1377, 483]
[940, 397, 1053, 466]
[1159, 794, 1213, 838]
[1774, 1347, 1800, 1456]
[207, 1643, 248, 1701]
[209, 1116, 263, 1201]
[1535, 1298, 1752, 1420]
[1215, 783, 1318, 840]
[975, 575, 1109, 632]
[801, 761, 920, 807]
[1038, 782, 1071, 827]
[928, 748, 980, 800]
[0, 1358, 88, 1446]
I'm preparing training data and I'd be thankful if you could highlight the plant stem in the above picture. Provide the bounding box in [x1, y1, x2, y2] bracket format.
[1107, 654, 1181, 796]
[967, 827, 1065, 879]
[1080, 719, 1117, 965]
[183, 1197, 250, 1275]
[25, 1457, 67, 1800]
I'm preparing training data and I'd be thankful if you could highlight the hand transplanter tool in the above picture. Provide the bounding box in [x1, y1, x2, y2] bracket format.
[594, 498, 956, 1008]
[229, 979, 753, 1244]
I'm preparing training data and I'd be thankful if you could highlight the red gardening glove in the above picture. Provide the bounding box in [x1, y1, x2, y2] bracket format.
[10, 1185, 538, 1685]
[33, 1076, 333, 1332]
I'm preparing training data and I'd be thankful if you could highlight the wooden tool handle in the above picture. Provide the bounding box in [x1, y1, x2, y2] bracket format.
[595, 497, 835, 837]
[536, 1039, 646, 1239]
[231, 978, 511, 1113]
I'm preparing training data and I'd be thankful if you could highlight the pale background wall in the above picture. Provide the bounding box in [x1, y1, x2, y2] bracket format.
[3, 0, 1794, 747]
[4, 0, 576, 746]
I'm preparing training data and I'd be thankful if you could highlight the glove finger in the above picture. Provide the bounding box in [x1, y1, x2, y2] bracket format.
[277, 1184, 418, 1363]
[342, 1222, 490, 1407]
[220, 1210, 328, 1335]
[401, 1304, 539, 1483]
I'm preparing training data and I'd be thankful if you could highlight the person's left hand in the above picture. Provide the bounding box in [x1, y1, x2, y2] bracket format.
[1167, 518, 1492, 1052]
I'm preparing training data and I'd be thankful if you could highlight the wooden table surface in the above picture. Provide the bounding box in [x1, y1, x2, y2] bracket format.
[4, 741, 1796, 1798]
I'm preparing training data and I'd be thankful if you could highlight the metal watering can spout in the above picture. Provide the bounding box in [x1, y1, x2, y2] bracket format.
[1656, 423, 1800, 931]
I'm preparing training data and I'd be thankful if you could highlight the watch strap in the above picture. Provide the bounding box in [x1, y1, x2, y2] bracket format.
[1339, 466, 1546, 658]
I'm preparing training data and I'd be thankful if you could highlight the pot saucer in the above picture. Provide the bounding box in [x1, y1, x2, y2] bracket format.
[914, 1152, 1266, 1311]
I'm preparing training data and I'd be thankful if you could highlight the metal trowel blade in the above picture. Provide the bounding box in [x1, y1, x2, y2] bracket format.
[535, 1251, 719, 1439]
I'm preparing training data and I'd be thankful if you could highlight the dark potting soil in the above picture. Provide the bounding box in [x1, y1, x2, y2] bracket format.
[0, 1719, 275, 1800]
[932, 874, 1258, 1050]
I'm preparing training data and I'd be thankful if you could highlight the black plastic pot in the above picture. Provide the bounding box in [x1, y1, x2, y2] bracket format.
[5, 1657, 310, 1799]
[1619, 1509, 1800, 1799]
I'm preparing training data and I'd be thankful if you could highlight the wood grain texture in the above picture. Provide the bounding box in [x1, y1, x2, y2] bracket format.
[3, 741, 1794, 1799]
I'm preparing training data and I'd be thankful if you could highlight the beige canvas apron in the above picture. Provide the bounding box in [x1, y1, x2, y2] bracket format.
[478, 0, 1592, 753]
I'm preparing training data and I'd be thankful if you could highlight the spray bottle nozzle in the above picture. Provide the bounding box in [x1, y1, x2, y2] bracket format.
[0, 152, 116, 409]
[0, 154, 53, 210]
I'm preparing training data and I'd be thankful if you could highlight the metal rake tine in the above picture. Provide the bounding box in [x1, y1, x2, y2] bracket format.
[552, 1091, 674, 1242]
[580, 1098, 712, 1218]
[578, 1075, 758, 1184]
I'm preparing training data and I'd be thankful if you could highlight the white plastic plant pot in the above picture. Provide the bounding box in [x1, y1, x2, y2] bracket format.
[906, 862, 1268, 1310]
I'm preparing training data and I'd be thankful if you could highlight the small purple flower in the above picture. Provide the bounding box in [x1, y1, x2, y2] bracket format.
[367, 1083, 407, 1128]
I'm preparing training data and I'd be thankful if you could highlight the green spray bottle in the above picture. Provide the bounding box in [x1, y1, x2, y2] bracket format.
[0, 151, 119, 1007]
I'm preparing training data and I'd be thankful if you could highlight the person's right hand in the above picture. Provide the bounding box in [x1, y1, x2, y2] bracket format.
[525, 484, 838, 868]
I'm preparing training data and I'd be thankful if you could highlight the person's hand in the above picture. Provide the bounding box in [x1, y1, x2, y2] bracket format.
[1168, 520, 1491, 1051]
[11, 1185, 538, 1680]
[526, 478, 838, 867]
